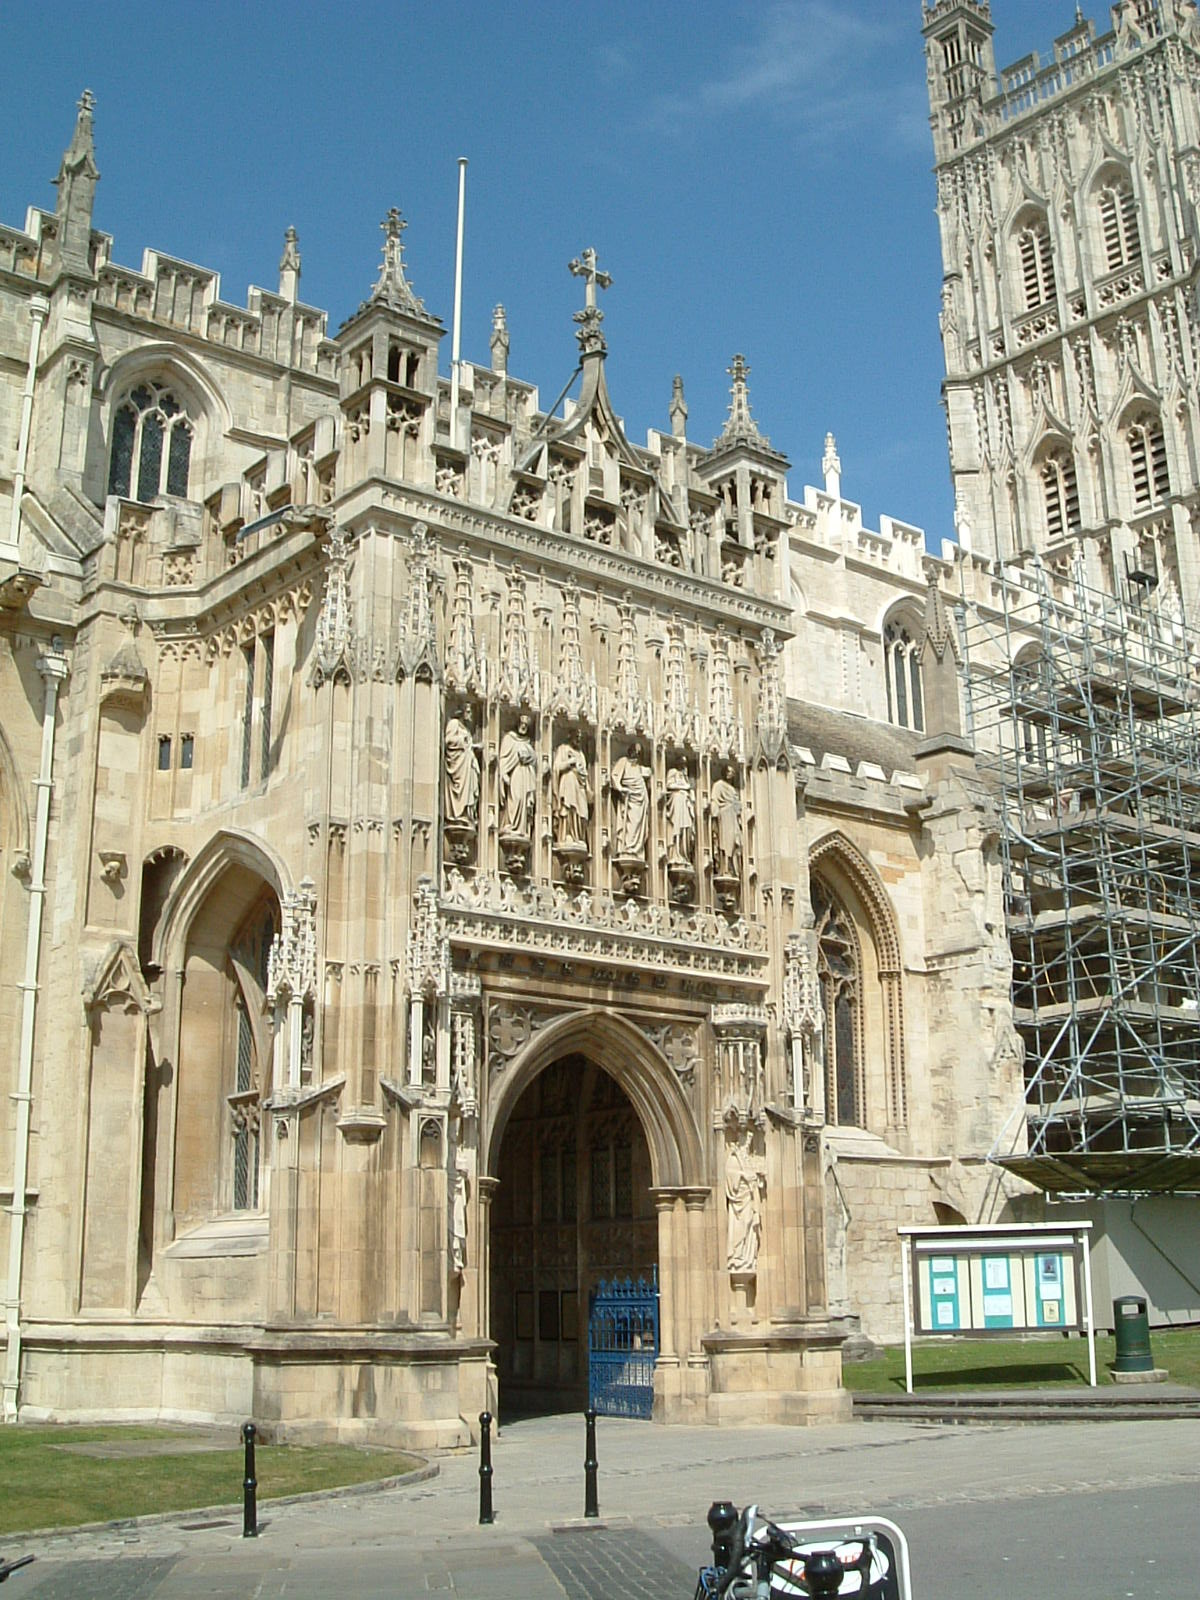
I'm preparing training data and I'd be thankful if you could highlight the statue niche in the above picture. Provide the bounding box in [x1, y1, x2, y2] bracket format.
[710, 763, 743, 914]
[552, 728, 591, 886]
[498, 712, 538, 876]
[663, 758, 696, 904]
[443, 705, 482, 867]
[610, 739, 651, 896]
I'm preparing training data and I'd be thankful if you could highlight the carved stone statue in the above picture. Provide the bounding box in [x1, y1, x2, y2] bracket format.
[498, 714, 537, 840]
[725, 1126, 765, 1275]
[711, 765, 743, 879]
[552, 732, 590, 851]
[664, 762, 695, 867]
[611, 741, 651, 860]
[450, 1162, 469, 1276]
[443, 712, 480, 826]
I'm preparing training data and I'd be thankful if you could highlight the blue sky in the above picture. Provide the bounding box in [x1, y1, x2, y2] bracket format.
[3, 2, 1081, 546]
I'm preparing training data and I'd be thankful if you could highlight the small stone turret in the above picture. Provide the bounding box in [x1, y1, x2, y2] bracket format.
[53, 89, 99, 271]
[915, 572, 973, 779]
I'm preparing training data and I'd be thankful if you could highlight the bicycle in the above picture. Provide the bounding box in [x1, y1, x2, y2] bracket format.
[695, 1501, 912, 1599]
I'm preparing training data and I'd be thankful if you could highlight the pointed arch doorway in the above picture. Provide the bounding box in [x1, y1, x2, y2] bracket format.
[489, 1054, 657, 1416]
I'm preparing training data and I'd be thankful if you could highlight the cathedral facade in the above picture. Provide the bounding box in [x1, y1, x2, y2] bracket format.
[0, 69, 1030, 1441]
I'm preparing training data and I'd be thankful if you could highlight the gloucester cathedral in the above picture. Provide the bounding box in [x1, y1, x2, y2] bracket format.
[4, 0, 1199, 1443]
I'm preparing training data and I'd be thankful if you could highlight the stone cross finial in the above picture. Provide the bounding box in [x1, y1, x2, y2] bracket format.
[717, 355, 770, 450]
[78, 88, 96, 117]
[568, 246, 612, 309]
[569, 247, 612, 356]
[369, 207, 424, 314]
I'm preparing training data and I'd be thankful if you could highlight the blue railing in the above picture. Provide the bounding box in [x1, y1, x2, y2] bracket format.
[588, 1270, 659, 1420]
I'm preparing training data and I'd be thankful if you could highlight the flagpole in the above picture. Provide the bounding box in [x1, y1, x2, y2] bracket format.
[450, 157, 468, 451]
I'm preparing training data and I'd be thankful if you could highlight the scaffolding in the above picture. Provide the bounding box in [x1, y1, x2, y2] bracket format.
[961, 553, 1200, 1197]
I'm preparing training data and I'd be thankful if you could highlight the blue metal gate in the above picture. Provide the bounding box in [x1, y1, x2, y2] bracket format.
[587, 1270, 659, 1419]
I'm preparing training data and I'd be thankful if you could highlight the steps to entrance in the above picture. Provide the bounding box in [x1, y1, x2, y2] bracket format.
[852, 1384, 1200, 1423]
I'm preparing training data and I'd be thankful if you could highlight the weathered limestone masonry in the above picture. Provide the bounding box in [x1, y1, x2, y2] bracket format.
[0, 94, 1026, 1445]
[925, 0, 1200, 614]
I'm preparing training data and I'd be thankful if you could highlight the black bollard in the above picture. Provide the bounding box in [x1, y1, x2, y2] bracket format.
[583, 1408, 599, 1519]
[707, 1502, 738, 1572]
[241, 1421, 258, 1538]
[803, 1548, 844, 1598]
[478, 1411, 494, 1525]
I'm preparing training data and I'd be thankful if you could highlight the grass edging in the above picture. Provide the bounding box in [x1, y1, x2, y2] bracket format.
[14, 1460, 438, 1546]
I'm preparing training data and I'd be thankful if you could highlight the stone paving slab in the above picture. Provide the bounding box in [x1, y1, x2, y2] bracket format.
[533, 1526, 695, 1598]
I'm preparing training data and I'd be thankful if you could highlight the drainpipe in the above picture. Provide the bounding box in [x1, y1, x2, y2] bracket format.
[6, 295, 50, 557]
[3, 639, 69, 1421]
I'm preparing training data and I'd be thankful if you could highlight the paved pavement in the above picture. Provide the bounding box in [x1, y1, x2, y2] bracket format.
[5, 1409, 1200, 1596]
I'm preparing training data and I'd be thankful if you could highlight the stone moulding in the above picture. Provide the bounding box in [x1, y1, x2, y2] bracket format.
[360, 485, 792, 631]
[441, 872, 769, 982]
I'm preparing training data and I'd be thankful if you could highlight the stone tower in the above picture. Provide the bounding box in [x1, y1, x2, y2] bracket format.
[925, 0, 1200, 614]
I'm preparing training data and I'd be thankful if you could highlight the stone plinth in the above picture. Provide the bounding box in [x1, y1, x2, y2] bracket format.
[702, 1319, 854, 1426]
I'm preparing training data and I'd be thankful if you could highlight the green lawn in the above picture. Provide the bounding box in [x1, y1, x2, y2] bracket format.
[0, 1427, 421, 1535]
[842, 1328, 1200, 1393]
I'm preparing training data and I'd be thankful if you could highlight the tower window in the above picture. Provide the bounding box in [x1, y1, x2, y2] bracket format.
[1041, 450, 1081, 540]
[1018, 222, 1057, 310]
[884, 615, 925, 733]
[108, 381, 193, 501]
[157, 734, 172, 771]
[1128, 416, 1169, 510]
[1099, 182, 1141, 272]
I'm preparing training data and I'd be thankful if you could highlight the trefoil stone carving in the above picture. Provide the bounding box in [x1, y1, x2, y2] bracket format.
[609, 595, 652, 736]
[395, 522, 440, 683]
[549, 580, 597, 722]
[497, 566, 538, 707]
[444, 547, 486, 697]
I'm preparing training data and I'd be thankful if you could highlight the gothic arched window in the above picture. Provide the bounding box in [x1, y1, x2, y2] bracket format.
[1127, 413, 1169, 510]
[226, 898, 277, 1212]
[1040, 448, 1080, 540]
[107, 380, 194, 501]
[1017, 218, 1056, 310]
[884, 613, 925, 733]
[813, 874, 863, 1128]
[1098, 179, 1141, 273]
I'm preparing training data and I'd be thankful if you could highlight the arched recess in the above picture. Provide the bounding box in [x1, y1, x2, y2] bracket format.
[156, 828, 290, 974]
[483, 1009, 705, 1191]
[0, 722, 29, 860]
[144, 831, 289, 1273]
[809, 831, 907, 1132]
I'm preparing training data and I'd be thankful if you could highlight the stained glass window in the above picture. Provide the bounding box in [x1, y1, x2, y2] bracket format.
[813, 873, 863, 1128]
[107, 380, 193, 501]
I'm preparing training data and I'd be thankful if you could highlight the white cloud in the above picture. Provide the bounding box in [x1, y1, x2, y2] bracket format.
[649, 2, 921, 146]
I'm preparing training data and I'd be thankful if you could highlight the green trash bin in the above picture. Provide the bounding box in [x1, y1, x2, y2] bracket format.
[1112, 1295, 1154, 1374]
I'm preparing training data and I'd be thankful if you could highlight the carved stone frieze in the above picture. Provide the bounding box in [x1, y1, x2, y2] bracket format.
[442, 868, 768, 982]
